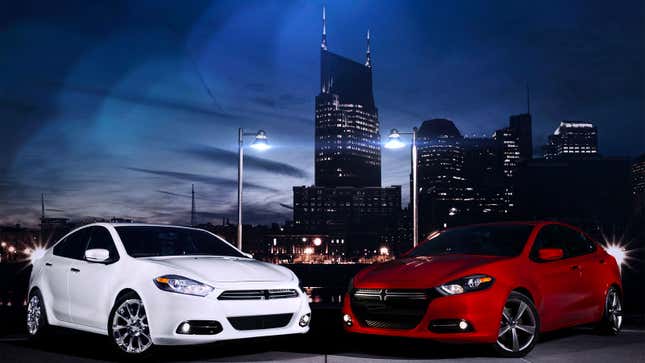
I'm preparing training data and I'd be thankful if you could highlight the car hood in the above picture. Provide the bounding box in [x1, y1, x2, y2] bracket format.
[141, 256, 294, 284]
[354, 254, 509, 288]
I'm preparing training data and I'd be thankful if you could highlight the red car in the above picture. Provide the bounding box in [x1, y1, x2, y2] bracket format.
[342, 222, 623, 357]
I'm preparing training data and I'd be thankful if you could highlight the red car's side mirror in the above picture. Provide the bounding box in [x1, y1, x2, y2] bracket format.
[538, 248, 564, 261]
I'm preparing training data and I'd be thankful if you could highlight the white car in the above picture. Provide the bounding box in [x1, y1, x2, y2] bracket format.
[27, 223, 311, 356]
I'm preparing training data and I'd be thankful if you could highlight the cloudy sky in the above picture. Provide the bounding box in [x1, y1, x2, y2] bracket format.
[1, 0, 643, 227]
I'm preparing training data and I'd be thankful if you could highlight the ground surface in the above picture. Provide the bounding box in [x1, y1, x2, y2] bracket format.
[1, 307, 643, 362]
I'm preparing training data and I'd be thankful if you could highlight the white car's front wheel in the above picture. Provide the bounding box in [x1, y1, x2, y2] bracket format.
[26, 289, 49, 341]
[108, 292, 154, 357]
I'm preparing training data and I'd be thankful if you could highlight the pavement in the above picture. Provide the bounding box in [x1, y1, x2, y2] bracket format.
[1, 308, 643, 362]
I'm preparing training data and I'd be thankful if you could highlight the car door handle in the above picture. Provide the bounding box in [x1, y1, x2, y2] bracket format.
[45, 262, 52, 267]
[599, 259, 606, 264]
[70, 267, 80, 273]
[570, 265, 580, 271]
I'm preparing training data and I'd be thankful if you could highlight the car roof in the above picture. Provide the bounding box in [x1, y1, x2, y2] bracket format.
[80, 222, 204, 230]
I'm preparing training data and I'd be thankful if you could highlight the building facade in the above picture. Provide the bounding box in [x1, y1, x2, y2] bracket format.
[292, 7, 402, 259]
[415, 119, 466, 234]
[543, 121, 598, 159]
[315, 9, 380, 188]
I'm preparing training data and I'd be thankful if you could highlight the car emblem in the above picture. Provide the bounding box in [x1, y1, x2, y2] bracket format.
[380, 290, 387, 301]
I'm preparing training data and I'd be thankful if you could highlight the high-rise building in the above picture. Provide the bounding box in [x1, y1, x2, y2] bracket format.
[315, 8, 380, 187]
[293, 185, 401, 257]
[493, 127, 521, 178]
[632, 153, 645, 214]
[462, 137, 506, 219]
[415, 119, 466, 234]
[509, 113, 533, 161]
[515, 158, 631, 229]
[292, 7, 401, 259]
[543, 121, 598, 159]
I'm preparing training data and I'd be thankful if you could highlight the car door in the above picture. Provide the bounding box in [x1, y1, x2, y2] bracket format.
[68, 226, 120, 329]
[560, 226, 600, 324]
[48, 228, 91, 322]
[529, 224, 583, 331]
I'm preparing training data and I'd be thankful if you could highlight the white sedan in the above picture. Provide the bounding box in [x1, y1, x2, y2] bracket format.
[27, 223, 311, 356]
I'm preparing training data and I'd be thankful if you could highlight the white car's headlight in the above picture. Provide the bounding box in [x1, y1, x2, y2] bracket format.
[153, 275, 214, 297]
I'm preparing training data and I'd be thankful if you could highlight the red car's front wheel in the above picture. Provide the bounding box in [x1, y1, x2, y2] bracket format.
[494, 291, 539, 357]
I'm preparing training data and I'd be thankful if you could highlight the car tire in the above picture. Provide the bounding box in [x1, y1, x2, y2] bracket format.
[26, 289, 50, 342]
[108, 292, 155, 359]
[493, 291, 539, 357]
[596, 287, 623, 335]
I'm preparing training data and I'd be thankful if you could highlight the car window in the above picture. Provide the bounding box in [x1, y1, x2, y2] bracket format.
[561, 227, 596, 257]
[115, 226, 245, 258]
[53, 228, 91, 260]
[409, 224, 535, 258]
[530, 225, 567, 261]
[86, 226, 119, 262]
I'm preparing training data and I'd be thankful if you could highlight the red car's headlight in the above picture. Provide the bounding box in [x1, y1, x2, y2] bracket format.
[436, 274, 494, 296]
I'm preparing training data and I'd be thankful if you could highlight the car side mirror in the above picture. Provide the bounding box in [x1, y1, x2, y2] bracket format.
[85, 248, 110, 263]
[538, 248, 564, 261]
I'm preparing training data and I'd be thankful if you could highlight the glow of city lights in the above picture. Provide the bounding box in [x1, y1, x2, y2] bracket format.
[0, 242, 6, 248]
[384, 129, 406, 149]
[379, 247, 389, 256]
[8, 246, 15, 253]
[250, 130, 270, 151]
[304, 247, 314, 255]
[313, 237, 322, 246]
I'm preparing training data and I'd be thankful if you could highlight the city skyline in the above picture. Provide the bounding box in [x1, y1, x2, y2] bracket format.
[1, 0, 643, 227]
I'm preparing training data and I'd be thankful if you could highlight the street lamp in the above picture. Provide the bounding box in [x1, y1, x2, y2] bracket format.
[384, 127, 419, 247]
[237, 128, 270, 250]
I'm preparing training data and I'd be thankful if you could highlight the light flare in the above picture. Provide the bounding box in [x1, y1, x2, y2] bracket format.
[601, 232, 637, 273]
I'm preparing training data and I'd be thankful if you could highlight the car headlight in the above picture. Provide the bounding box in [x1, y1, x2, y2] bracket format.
[436, 274, 494, 296]
[153, 275, 214, 297]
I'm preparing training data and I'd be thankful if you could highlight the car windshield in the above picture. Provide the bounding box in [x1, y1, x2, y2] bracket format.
[115, 226, 245, 258]
[408, 224, 535, 258]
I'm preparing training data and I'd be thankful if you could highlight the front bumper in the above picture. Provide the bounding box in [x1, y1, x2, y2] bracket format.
[143, 281, 311, 345]
[342, 284, 507, 343]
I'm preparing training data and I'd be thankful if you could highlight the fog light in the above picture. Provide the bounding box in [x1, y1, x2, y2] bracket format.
[180, 322, 191, 334]
[458, 320, 468, 330]
[299, 313, 311, 327]
[343, 313, 353, 326]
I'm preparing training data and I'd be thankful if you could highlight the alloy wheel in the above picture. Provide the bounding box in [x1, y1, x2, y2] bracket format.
[497, 297, 537, 353]
[606, 289, 623, 332]
[111, 298, 152, 354]
[26, 295, 42, 336]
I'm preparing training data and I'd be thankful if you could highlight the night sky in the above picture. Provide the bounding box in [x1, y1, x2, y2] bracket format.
[1, 0, 643, 227]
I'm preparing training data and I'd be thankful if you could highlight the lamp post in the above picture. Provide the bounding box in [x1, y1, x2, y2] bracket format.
[237, 128, 270, 250]
[384, 127, 419, 247]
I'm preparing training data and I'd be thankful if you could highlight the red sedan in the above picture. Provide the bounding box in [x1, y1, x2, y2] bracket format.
[342, 222, 623, 357]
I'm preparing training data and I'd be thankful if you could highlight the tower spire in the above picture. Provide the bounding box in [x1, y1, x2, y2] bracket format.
[321, 5, 327, 50]
[41, 193, 45, 220]
[526, 83, 531, 114]
[191, 184, 196, 226]
[365, 29, 372, 68]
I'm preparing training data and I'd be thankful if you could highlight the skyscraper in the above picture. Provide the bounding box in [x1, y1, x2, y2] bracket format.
[509, 113, 533, 161]
[293, 7, 401, 259]
[315, 8, 380, 187]
[632, 153, 645, 214]
[543, 121, 599, 159]
[415, 119, 466, 234]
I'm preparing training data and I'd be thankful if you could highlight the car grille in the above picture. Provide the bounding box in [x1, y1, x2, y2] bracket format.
[227, 313, 293, 330]
[351, 288, 433, 330]
[218, 289, 299, 300]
